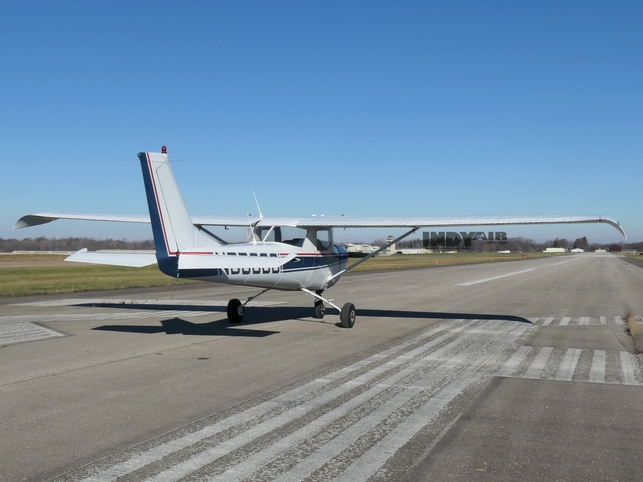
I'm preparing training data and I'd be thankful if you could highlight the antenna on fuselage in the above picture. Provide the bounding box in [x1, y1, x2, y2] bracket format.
[250, 190, 266, 245]
[252, 190, 264, 220]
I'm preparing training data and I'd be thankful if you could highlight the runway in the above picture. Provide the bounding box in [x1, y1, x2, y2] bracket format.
[1, 253, 643, 481]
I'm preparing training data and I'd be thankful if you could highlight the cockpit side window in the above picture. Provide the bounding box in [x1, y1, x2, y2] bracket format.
[281, 226, 308, 247]
[316, 229, 332, 251]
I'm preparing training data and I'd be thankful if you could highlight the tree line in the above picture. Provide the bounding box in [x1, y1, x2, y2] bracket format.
[0, 237, 155, 253]
[393, 236, 639, 253]
[0, 236, 638, 254]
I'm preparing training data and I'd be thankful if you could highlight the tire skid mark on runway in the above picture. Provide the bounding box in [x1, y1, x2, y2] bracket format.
[51, 319, 532, 482]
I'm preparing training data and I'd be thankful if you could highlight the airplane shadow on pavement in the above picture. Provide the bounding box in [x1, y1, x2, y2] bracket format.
[89, 303, 531, 337]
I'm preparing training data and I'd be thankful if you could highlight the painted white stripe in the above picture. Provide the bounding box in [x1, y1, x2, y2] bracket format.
[541, 317, 554, 327]
[620, 352, 639, 385]
[589, 350, 606, 383]
[77, 319, 467, 482]
[579, 316, 591, 325]
[600, 316, 607, 325]
[497, 345, 532, 377]
[559, 316, 571, 326]
[523, 347, 554, 379]
[334, 374, 481, 482]
[226, 326, 504, 482]
[456, 268, 537, 286]
[0, 322, 65, 346]
[143, 322, 486, 482]
[256, 323, 517, 482]
[555, 348, 582, 381]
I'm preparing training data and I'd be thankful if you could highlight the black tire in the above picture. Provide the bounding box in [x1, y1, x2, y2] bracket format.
[313, 299, 325, 319]
[340, 302, 356, 328]
[227, 298, 244, 323]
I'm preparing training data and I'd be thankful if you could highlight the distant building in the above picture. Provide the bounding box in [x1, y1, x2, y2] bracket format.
[544, 247, 567, 253]
[395, 249, 432, 254]
[345, 243, 378, 256]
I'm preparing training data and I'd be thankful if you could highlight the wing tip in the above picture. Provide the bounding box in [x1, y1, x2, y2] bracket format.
[599, 216, 627, 239]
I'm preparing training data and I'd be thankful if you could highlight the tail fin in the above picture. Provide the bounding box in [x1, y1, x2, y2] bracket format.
[138, 148, 220, 276]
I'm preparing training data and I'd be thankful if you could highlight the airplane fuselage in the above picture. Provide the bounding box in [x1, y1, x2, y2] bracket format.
[160, 241, 349, 292]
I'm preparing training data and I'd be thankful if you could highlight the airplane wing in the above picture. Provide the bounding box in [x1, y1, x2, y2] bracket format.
[14, 212, 626, 238]
[279, 214, 626, 238]
[13, 212, 253, 229]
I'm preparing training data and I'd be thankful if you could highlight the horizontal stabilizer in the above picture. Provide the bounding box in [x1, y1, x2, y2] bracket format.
[65, 249, 157, 267]
[178, 253, 296, 271]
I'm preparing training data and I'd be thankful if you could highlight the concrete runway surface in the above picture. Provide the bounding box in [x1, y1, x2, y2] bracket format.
[1, 253, 642, 481]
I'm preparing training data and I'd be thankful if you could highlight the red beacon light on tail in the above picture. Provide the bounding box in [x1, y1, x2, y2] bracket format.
[161, 146, 167, 154]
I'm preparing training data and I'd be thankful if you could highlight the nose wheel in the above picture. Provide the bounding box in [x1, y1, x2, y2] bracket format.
[313, 299, 326, 318]
[302, 288, 357, 328]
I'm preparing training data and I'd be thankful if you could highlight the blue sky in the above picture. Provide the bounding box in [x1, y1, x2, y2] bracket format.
[1, 1, 640, 244]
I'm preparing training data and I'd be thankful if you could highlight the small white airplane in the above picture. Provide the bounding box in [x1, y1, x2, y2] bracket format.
[15, 147, 626, 328]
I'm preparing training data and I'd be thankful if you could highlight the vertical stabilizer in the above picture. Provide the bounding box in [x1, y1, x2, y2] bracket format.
[138, 148, 220, 276]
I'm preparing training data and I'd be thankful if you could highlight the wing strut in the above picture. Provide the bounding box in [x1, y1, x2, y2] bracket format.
[330, 227, 420, 281]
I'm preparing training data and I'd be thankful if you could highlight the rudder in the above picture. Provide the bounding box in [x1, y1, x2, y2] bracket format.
[138, 147, 220, 276]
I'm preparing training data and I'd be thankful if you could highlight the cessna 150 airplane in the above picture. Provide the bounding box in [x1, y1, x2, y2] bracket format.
[15, 147, 626, 328]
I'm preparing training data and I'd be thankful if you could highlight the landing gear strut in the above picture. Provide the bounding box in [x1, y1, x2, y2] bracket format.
[302, 288, 356, 328]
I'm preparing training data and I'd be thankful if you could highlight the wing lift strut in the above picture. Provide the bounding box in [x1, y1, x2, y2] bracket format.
[331, 226, 420, 281]
[231, 227, 420, 329]
[301, 227, 420, 328]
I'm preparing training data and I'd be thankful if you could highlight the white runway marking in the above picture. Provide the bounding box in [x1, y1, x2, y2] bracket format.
[532, 316, 631, 326]
[1, 299, 284, 328]
[0, 322, 65, 346]
[500, 346, 641, 386]
[556, 348, 582, 381]
[41, 313, 640, 481]
[53, 318, 532, 482]
[456, 268, 537, 286]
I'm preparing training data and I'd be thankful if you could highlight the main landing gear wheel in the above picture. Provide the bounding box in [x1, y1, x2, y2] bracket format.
[227, 298, 244, 323]
[313, 299, 325, 319]
[340, 302, 356, 328]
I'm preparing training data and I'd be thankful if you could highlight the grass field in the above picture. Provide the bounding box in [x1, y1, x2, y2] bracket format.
[0, 251, 566, 297]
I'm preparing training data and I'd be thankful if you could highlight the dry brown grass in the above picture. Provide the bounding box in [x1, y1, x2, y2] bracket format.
[624, 311, 638, 335]
[623, 311, 642, 353]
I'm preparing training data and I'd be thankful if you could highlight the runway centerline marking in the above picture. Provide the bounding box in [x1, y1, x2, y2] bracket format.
[456, 268, 537, 286]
